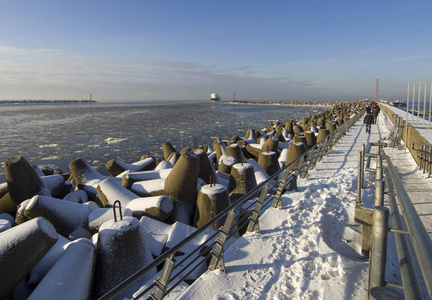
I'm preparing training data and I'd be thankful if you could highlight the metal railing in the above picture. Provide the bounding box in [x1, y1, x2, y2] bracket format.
[356, 142, 432, 299]
[406, 82, 432, 129]
[412, 142, 432, 178]
[99, 110, 364, 300]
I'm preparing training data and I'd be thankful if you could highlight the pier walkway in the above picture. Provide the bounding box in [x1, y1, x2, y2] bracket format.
[175, 106, 432, 299]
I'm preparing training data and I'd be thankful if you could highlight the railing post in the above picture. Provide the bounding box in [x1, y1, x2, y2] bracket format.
[246, 184, 269, 234]
[301, 148, 315, 179]
[272, 168, 291, 209]
[357, 150, 363, 204]
[150, 253, 176, 300]
[369, 206, 389, 297]
[361, 144, 366, 188]
[374, 154, 385, 207]
[208, 209, 236, 273]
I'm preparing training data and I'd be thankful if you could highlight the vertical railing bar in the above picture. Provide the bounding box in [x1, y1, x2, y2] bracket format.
[429, 83, 432, 129]
[423, 83, 427, 125]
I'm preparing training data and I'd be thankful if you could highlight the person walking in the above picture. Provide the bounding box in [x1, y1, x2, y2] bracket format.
[371, 102, 380, 124]
[364, 111, 374, 134]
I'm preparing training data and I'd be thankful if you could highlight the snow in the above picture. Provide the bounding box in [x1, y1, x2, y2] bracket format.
[232, 162, 253, 175]
[3, 103, 431, 299]
[63, 189, 88, 203]
[200, 183, 227, 195]
[177, 107, 432, 299]
[28, 239, 95, 300]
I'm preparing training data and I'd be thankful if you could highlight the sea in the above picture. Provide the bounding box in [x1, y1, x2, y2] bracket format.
[0, 100, 331, 181]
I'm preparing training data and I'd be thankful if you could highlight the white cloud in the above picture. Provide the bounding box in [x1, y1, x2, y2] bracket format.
[0, 43, 380, 100]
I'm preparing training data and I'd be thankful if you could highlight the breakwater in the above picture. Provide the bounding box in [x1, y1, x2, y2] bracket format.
[0, 100, 367, 298]
[228, 100, 349, 106]
[0, 100, 97, 104]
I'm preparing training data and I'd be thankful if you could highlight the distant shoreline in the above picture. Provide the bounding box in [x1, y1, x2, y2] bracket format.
[0, 100, 97, 104]
[226, 100, 348, 106]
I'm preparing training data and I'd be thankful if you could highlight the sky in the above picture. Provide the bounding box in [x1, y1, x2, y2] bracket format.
[1, 0, 431, 102]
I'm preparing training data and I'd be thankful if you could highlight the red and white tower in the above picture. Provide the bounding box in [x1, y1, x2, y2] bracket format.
[375, 78, 379, 101]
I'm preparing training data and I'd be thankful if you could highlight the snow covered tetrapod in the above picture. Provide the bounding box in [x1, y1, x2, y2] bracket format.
[4, 156, 50, 206]
[92, 216, 155, 298]
[0, 217, 58, 299]
[194, 183, 230, 230]
[164, 152, 200, 225]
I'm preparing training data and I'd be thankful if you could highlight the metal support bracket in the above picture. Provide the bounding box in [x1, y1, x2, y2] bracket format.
[208, 209, 236, 273]
[246, 184, 269, 234]
[150, 254, 176, 300]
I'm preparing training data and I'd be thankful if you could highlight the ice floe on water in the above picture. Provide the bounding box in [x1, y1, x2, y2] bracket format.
[104, 137, 128, 144]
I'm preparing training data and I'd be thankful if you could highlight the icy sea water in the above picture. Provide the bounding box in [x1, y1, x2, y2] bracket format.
[0, 100, 330, 181]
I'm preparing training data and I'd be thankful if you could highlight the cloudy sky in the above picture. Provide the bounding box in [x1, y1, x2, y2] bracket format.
[1, 0, 431, 102]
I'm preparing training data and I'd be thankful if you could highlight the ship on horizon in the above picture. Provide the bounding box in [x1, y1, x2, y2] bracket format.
[210, 92, 220, 102]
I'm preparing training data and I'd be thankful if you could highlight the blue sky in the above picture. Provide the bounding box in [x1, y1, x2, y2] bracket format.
[1, 0, 431, 101]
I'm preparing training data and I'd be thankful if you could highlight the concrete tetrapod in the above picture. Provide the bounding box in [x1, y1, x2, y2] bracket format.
[213, 140, 227, 163]
[97, 177, 174, 221]
[244, 129, 259, 143]
[286, 142, 307, 171]
[326, 122, 337, 133]
[92, 216, 156, 299]
[194, 183, 230, 230]
[0, 193, 18, 216]
[304, 131, 317, 149]
[284, 121, 295, 136]
[28, 239, 96, 300]
[262, 136, 279, 153]
[40, 174, 65, 198]
[69, 158, 122, 202]
[228, 163, 257, 203]
[162, 141, 178, 160]
[164, 152, 200, 225]
[106, 157, 156, 177]
[193, 148, 217, 184]
[258, 151, 280, 176]
[63, 189, 88, 203]
[0, 217, 58, 300]
[218, 155, 236, 174]
[294, 135, 307, 147]
[23, 195, 91, 237]
[88, 207, 133, 233]
[226, 143, 243, 164]
[293, 124, 304, 136]
[316, 128, 330, 143]
[4, 155, 50, 205]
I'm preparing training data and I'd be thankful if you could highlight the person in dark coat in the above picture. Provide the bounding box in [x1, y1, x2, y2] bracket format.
[371, 102, 380, 124]
[364, 111, 374, 134]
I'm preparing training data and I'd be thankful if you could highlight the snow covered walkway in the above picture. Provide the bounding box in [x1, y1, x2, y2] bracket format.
[176, 109, 432, 299]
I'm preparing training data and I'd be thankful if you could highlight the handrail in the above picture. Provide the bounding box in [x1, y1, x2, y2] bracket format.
[385, 153, 432, 299]
[99, 109, 364, 300]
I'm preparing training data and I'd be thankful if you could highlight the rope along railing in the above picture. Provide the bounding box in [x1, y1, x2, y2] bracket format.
[356, 142, 432, 299]
[99, 110, 364, 300]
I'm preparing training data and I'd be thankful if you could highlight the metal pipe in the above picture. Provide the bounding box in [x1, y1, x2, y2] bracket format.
[369, 206, 389, 290]
[428, 82, 432, 129]
[374, 179, 385, 207]
[357, 151, 363, 203]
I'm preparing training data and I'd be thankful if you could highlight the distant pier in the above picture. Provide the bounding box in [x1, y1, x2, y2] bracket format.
[227, 100, 349, 106]
[0, 99, 97, 104]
